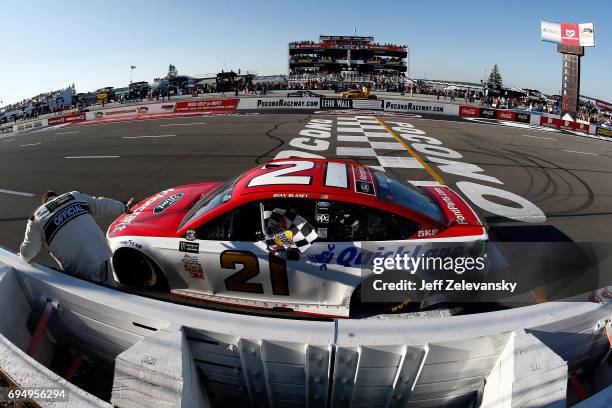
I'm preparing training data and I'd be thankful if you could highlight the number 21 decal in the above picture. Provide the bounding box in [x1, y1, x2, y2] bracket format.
[221, 250, 289, 296]
[247, 160, 349, 189]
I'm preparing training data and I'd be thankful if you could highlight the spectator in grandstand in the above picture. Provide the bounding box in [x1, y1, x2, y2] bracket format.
[19, 191, 133, 282]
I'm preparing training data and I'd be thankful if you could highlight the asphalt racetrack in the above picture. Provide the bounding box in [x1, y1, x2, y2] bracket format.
[1, 111, 612, 290]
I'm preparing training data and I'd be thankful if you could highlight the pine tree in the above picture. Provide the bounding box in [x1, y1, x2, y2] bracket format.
[167, 64, 178, 79]
[488, 64, 502, 86]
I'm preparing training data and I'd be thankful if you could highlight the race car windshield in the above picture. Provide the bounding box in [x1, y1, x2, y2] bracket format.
[180, 175, 240, 228]
[373, 171, 445, 223]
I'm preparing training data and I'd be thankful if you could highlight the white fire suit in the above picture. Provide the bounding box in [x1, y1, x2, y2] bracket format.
[19, 191, 127, 282]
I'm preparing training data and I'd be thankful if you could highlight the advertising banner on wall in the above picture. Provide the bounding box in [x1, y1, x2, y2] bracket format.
[352, 99, 383, 110]
[237, 97, 320, 110]
[174, 99, 239, 112]
[515, 112, 531, 123]
[459, 106, 480, 117]
[320, 98, 353, 109]
[48, 113, 86, 126]
[383, 100, 458, 116]
[92, 103, 175, 119]
[496, 110, 516, 121]
[595, 99, 612, 111]
[596, 127, 612, 138]
[540, 116, 590, 132]
[540, 21, 595, 47]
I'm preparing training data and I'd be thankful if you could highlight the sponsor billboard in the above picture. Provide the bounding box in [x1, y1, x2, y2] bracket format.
[480, 108, 496, 119]
[174, 99, 238, 112]
[540, 116, 590, 132]
[595, 99, 612, 111]
[92, 103, 176, 119]
[320, 98, 353, 109]
[352, 99, 383, 110]
[496, 110, 516, 121]
[459, 106, 480, 118]
[596, 127, 612, 138]
[383, 100, 458, 116]
[515, 112, 531, 123]
[540, 21, 595, 47]
[48, 113, 86, 126]
[237, 97, 320, 110]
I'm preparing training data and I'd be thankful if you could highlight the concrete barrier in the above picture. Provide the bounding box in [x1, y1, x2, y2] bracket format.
[0, 248, 610, 407]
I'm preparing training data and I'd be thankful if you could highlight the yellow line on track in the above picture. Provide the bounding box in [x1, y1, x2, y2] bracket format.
[374, 117, 446, 185]
[375, 116, 546, 305]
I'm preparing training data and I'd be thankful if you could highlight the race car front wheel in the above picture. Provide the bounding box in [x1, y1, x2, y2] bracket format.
[112, 248, 168, 291]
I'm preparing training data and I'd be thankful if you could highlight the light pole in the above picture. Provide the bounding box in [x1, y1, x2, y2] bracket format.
[130, 65, 136, 84]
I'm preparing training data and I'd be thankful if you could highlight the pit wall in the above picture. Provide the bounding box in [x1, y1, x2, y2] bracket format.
[0, 249, 610, 407]
[10, 95, 611, 139]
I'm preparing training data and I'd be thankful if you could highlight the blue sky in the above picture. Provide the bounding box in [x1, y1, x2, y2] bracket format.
[0, 0, 610, 105]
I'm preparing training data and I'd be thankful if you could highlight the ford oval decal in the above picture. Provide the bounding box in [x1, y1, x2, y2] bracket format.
[153, 193, 183, 214]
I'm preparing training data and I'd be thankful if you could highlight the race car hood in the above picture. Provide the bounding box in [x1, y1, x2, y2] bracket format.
[107, 182, 221, 238]
[418, 185, 482, 227]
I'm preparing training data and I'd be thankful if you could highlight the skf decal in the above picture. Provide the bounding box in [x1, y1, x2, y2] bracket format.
[417, 229, 439, 238]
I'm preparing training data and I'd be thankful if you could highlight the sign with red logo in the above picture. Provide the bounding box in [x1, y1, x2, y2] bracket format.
[560, 23, 580, 45]
[496, 110, 516, 121]
[47, 113, 86, 126]
[539, 116, 589, 131]
[459, 106, 480, 118]
[595, 99, 612, 111]
[174, 99, 239, 112]
[351, 164, 376, 196]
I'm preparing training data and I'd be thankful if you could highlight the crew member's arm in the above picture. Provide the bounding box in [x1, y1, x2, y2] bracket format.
[81, 193, 129, 219]
[19, 218, 42, 262]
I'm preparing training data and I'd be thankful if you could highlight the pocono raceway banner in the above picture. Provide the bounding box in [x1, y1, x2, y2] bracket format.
[384, 100, 459, 116]
[237, 97, 320, 110]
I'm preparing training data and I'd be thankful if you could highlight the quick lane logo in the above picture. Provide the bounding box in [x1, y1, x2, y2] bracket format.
[153, 193, 184, 214]
[43, 202, 90, 244]
[179, 241, 199, 253]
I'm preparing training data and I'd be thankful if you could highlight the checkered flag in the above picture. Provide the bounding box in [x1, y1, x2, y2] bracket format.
[262, 207, 318, 253]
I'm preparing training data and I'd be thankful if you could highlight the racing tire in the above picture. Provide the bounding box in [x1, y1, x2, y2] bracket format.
[112, 248, 169, 291]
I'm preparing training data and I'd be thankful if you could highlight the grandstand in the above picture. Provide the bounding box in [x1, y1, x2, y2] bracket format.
[288, 35, 408, 89]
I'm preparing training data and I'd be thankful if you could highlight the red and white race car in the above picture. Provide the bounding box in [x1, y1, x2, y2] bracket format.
[107, 158, 487, 317]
